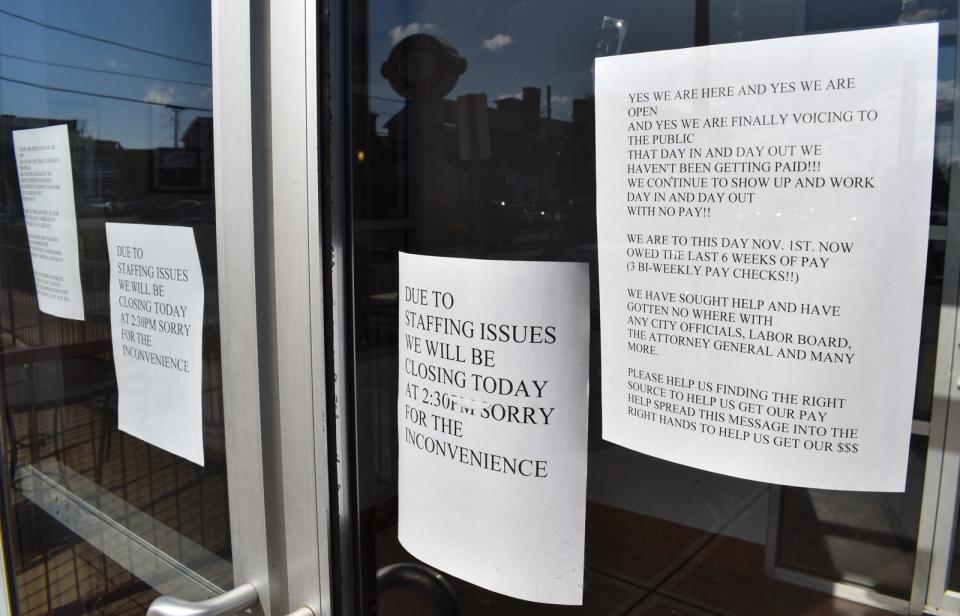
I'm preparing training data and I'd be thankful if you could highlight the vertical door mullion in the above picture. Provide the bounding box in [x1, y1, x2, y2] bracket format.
[212, 0, 273, 612]
[917, 19, 960, 615]
[268, 0, 333, 613]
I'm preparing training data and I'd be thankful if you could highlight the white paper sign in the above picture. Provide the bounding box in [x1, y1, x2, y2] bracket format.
[596, 24, 938, 491]
[13, 125, 85, 320]
[397, 252, 589, 604]
[107, 223, 205, 466]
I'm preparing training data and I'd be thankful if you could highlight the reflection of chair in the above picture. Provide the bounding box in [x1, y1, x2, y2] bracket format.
[1, 341, 116, 482]
[376, 563, 460, 616]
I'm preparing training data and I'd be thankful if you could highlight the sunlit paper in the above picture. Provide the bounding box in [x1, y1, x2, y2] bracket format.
[13, 124, 85, 320]
[595, 24, 938, 491]
[107, 223, 205, 466]
[397, 252, 589, 604]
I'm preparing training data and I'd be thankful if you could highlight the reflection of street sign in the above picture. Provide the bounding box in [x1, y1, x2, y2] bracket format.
[152, 148, 203, 191]
[159, 150, 197, 169]
[596, 16, 628, 57]
[457, 94, 490, 161]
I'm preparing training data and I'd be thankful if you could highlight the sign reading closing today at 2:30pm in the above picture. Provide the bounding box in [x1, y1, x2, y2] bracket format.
[595, 24, 938, 491]
[107, 223, 205, 466]
[397, 253, 589, 605]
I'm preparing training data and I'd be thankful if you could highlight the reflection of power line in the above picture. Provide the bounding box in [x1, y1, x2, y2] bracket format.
[0, 52, 211, 87]
[0, 8, 211, 67]
[0, 75, 212, 112]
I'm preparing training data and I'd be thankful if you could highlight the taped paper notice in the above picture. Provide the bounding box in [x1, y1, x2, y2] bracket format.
[397, 252, 589, 604]
[107, 223, 205, 465]
[13, 124, 85, 320]
[595, 24, 938, 491]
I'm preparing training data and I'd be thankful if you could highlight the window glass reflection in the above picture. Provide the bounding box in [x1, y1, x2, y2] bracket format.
[0, 2, 229, 613]
[348, 0, 954, 614]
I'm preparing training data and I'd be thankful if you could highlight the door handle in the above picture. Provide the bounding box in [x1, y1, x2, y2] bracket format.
[377, 563, 459, 616]
[146, 582, 259, 616]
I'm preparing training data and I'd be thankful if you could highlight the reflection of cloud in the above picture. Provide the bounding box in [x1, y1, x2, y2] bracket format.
[389, 22, 435, 45]
[496, 91, 522, 101]
[550, 94, 574, 118]
[482, 33, 513, 51]
[143, 84, 176, 105]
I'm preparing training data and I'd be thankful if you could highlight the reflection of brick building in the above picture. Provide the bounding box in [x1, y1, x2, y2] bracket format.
[0, 113, 228, 614]
[356, 87, 596, 253]
[0, 114, 214, 221]
[179, 116, 214, 192]
[373, 87, 584, 216]
[0, 116, 80, 213]
[0, 113, 220, 354]
[149, 117, 214, 194]
[0, 115, 130, 212]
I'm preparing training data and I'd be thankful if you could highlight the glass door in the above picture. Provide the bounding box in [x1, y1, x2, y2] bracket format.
[328, 0, 960, 615]
[0, 1, 271, 613]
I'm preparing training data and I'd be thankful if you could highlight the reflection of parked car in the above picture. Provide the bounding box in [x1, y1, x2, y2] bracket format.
[103, 197, 146, 217]
[141, 199, 215, 225]
[77, 196, 114, 218]
[168, 199, 214, 225]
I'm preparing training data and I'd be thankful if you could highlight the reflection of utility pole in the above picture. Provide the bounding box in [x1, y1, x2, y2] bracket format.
[546, 84, 553, 141]
[168, 104, 185, 146]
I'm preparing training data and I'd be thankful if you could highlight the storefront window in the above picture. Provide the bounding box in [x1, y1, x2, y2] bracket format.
[343, 0, 958, 614]
[0, 1, 230, 612]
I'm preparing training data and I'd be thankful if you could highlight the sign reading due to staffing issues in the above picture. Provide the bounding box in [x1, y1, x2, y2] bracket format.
[397, 253, 589, 605]
[596, 24, 938, 491]
[107, 223, 206, 466]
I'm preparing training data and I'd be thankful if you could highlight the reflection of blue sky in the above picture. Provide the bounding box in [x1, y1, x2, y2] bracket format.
[0, 0, 211, 149]
[365, 0, 699, 123]
[366, 0, 952, 168]
[0, 0, 952, 165]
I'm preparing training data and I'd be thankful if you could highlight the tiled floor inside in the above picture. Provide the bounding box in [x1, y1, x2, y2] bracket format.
[371, 441, 926, 616]
[0, 416, 925, 615]
[375, 499, 899, 616]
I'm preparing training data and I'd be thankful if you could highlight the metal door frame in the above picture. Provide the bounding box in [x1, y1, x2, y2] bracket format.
[261, 0, 335, 614]
[0, 1, 334, 614]
[921, 17, 960, 611]
[0, 0, 283, 611]
[218, 0, 336, 612]
[211, 0, 276, 610]
[190, 0, 336, 613]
